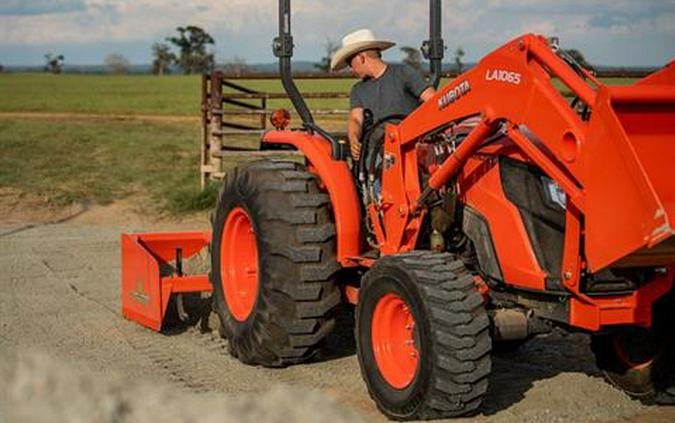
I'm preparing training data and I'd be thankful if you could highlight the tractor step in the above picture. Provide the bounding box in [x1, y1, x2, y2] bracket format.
[121, 231, 212, 331]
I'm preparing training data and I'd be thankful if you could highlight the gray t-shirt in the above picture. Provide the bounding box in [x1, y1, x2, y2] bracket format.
[349, 64, 430, 123]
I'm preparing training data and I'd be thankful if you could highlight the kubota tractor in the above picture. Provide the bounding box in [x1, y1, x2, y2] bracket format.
[121, 0, 675, 419]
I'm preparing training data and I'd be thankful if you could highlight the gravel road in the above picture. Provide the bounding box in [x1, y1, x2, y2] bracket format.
[1, 218, 673, 423]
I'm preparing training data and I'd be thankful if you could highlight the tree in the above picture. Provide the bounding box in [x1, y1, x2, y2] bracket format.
[44, 53, 64, 74]
[400, 46, 422, 70]
[454, 47, 465, 75]
[151, 43, 176, 75]
[564, 48, 594, 72]
[314, 39, 339, 73]
[0, 63, 4, 73]
[105, 53, 130, 74]
[220, 56, 249, 77]
[166, 25, 215, 74]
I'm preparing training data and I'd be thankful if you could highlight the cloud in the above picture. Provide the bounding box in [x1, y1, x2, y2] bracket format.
[0, 0, 86, 16]
[0, 0, 673, 66]
[0, 1, 275, 45]
[587, 14, 627, 29]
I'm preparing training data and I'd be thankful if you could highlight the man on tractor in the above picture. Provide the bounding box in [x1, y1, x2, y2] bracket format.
[330, 29, 436, 160]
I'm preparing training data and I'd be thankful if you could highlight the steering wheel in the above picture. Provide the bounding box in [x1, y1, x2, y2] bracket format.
[357, 114, 407, 188]
[354, 114, 406, 248]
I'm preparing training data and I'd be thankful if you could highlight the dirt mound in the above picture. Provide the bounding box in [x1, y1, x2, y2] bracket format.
[0, 350, 362, 423]
[0, 187, 208, 230]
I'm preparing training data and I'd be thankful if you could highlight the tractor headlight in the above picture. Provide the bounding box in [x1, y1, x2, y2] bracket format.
[541, 176, 566, 209]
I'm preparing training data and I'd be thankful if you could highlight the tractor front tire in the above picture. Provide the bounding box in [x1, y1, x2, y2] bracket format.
[210, 160, 341, 367]
[356, 252, 492, 420]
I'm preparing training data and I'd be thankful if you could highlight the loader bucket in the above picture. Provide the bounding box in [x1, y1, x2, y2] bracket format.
[121, 232, 212, 331]
[583, 64, 675, 271]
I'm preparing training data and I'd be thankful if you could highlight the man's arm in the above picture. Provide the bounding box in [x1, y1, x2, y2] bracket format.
[400, 64, 436, 103]
[348, 107, 364, 160]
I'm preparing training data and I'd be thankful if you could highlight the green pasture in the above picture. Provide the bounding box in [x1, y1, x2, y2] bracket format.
[0, 119, 212, 213]
[0, 74, 356, 115]
[0, 73, 639, 215]
[0, 73, 637, 116]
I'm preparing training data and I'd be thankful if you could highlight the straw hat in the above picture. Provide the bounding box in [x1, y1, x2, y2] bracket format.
[330, 29, 395, 71]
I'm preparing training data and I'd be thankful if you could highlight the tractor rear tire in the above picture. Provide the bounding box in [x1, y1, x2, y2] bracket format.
[210, 160, 341, 367]
[356, 252, 492, 420]
[591, 295, 675, 404]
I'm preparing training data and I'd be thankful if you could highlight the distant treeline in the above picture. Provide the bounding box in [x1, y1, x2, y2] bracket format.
[1, 62, 661, 78]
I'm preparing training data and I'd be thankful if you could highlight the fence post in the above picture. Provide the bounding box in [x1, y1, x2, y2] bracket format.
[209, 71, 224, 181]
[197, 76, 352, 185]
[200, 73, 210, 189]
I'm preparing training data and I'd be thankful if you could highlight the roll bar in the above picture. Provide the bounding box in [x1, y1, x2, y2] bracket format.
[421, 0, 445, 89]
[271, 0, 444, 158]
[273, 0, 349, 159]
[272, 0, 314, 126]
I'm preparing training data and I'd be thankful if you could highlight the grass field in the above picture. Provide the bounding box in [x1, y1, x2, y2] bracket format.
[0, 74, 637, 115]
[0, 73, 639, 215]
[0, 118, 221, 213]
[0, 74, 356, 115]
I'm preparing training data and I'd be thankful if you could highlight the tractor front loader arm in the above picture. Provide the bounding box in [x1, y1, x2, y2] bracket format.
[380, 34, 589, 257]
[376, 34, 675, 330]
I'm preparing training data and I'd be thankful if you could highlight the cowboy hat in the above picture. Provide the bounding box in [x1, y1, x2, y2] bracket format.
[330, 29, 395, 71]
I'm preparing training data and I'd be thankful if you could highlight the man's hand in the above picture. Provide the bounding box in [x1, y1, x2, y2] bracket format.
[420, 87, 436, 102]
[351, 140, 361, 160]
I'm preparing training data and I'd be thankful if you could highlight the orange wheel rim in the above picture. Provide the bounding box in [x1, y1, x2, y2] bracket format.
[372, 293, 419, 389]
[220, 207, 259, 321]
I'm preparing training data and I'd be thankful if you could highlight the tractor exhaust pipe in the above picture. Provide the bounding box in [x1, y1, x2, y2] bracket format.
[421, 0, 444, 89]
[273, 0, 314, 126]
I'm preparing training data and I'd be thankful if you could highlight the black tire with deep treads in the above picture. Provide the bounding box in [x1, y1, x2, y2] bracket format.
[356, 252, 492, 420]
[591, 293, 675, 404]
[210, 159, 341, 367]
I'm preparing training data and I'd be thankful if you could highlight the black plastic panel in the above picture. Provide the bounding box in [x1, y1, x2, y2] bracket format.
[499, 157, 566, 286]
[462, 206, 503, 281]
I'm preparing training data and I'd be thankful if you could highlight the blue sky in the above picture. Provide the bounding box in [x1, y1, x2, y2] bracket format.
[0, 0, 674, 66]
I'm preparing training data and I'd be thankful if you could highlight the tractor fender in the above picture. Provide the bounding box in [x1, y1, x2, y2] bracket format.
[262, 130, 361, 265]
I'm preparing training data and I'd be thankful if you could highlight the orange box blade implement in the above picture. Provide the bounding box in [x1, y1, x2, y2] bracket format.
[121, 231, 212, 331]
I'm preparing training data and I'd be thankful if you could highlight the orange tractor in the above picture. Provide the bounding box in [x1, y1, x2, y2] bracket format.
[121, 0, 675, 419]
